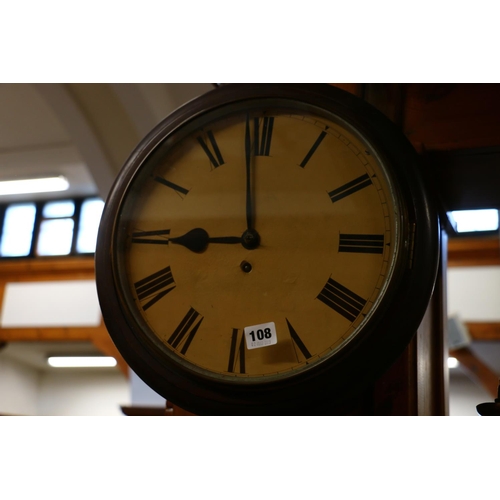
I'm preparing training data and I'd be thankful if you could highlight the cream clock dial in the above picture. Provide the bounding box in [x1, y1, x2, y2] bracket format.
[96, 84, 439, 414]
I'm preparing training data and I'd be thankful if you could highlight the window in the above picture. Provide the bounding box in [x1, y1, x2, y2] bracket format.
[0, 203, 37, 257]
[76, 199, 105, 253]
[37, 200, 76, 256]
[0, 197, 104, 258]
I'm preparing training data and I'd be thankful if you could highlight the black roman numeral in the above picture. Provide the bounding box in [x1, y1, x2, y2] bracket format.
[134, 266, 176, 311]
[153, 175, 189, 196]
[131, 229, 170, 245]
[227, 328, 246, 373]
[286, 319, 312, 361]
[254, 116, 274, 156]
[299, 129, 328, 167]
[317, 278, 366, 322]
[328, 174, 372, 203]
[197, 130, 224, 167]
[339, 234, 384, 254]
[167, 307, 203, 355]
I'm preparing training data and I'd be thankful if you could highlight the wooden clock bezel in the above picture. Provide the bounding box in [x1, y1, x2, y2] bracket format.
[96, 84, 440, 415]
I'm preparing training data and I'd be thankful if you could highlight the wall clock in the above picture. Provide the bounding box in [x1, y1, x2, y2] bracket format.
[95, 84, 439, 415]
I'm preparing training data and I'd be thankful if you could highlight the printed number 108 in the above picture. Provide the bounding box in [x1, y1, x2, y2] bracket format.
[248, 328, 272, 342]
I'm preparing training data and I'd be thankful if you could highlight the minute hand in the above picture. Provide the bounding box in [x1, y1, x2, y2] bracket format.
[245, 113, 253, 231]
[241, 114, 261, 250]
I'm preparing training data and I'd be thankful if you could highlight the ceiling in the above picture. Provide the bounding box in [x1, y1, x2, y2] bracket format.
[0, 83, 214, 371]
[0, 84, 95, 203]
[0, 83, 215, 202]
[1, 341, 103, 370]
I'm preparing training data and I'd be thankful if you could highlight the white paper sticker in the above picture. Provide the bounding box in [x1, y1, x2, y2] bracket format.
[244, 322, 277, 350]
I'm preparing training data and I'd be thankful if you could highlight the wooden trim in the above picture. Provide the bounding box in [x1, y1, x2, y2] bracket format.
[0, 256, 96, 278]
[422, 229, 449, 415]
[329, 83, 364, 98]
[0, 323, 106, 342]
[121, 405, 166, 416]
[448, 237, 500, 267]
[169, 404, 195, 416]
[466, 322, 500, 341]
[359, 87, 448, 415]
[121, 403, 196, 416]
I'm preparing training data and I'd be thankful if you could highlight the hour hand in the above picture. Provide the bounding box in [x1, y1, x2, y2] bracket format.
[170, 228, 240, 253]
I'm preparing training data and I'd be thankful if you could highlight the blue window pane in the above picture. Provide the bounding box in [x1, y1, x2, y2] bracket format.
[76, 198, 104, 253]
[0, 203, 36, 257]
[43, 200, 75, 218]
[37, 219, 74, 256]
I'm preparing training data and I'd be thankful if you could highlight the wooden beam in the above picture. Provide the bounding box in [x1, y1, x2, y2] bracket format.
[0, 256, 96, 278]
[0, 322, 129, 377]
[0, 321, 106, 342]
[466, 322, 500, 341]
[448, 237, 500, 267]
[0, 257, 129, 376]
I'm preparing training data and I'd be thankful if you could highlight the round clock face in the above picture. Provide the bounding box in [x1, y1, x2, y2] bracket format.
[97, 85, 439, 414]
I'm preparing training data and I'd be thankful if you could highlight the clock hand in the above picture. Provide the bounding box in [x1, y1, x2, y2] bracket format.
[242, 114, 261, 250]
[170, 228, 241, 253]
[245, 113, 253, 231]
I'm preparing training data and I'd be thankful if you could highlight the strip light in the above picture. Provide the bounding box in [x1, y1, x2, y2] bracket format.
[448, 209, 499, 233]
[48, 356, 117, 368]
[0, 176, 69, 196]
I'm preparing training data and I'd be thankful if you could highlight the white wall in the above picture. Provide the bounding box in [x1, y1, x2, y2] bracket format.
[447, 266, 500, 416]
[448, 266, 500, 321]
[449, 370, 491, 416]
[130, 370, 165, 406]
[0, 354, 130, 416]
[0, 356, 39, 415]
[38, 369, 129, 416]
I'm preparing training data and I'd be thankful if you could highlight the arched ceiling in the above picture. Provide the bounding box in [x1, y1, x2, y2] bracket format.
[0, 83, 214, 203]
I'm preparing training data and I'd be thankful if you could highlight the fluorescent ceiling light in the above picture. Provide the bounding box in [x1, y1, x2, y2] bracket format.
[448, 357, 459, 369]
[0, 176, 69, 196]
[47, 356, 117, 368]
[448, 209, 499, 233]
